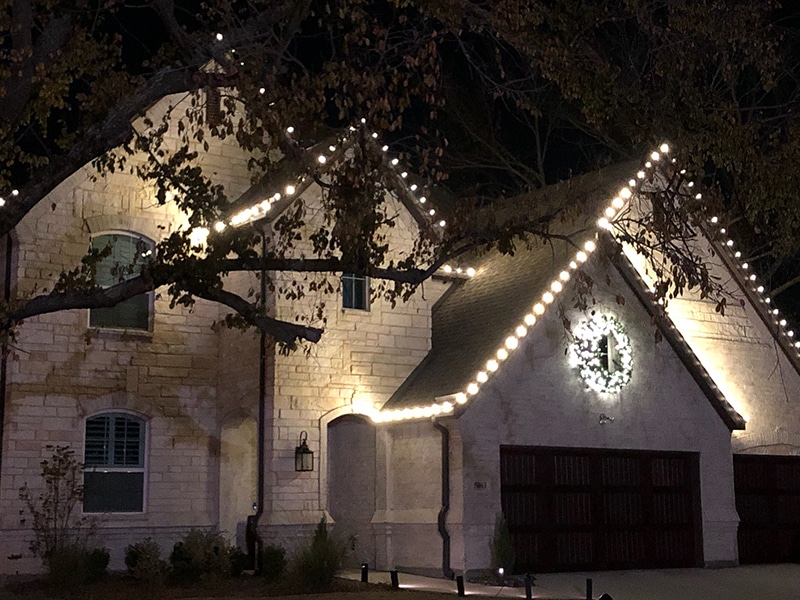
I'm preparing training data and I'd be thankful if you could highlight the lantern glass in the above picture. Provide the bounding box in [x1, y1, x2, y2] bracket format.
[295, 431, 314, 472]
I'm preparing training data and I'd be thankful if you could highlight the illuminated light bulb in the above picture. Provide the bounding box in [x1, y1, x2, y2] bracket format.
[551, 281, 563, 293]
[726, 240, 734, 247]
[259, 87, 266, 94]
[560, 271, 570, 281]
[422, 406, 434, 418]
[734, 251, 742, 258]
[286, 126, 294, 134]
[629, 179, 636, 187]
[741, 263, 748, 269]
[273, 193, 281, 201]
[645, 161, 652, 169]
[720, 228, 727, 234]
[467, 383, 480, 395]
[650, 151, 660, 161]
[569, 261, 578, 269]
[0, 197, 8, 207]
[382, 145, 389, 152]
[612, 197, 624, 209]
[466, 268, 476, 277]
[360, 117, 366, 124]
[439, 220, 446, 227]
[285, 184, 296, 195]
[477, 371, 488, 383]
[780, 319, 787, 327]
[584, 240, 596, 252]
[680, 169, 687, 174]
[329, 145, 336, 152]
[773, 308, 779, 315]
[577, 251, 588, 263]
[391, 158, 399, 166]
[443, 265, 453, 273]
[456, 392, 468, 404]
[710, 216, 719, 224]
[620, 187, 632, 199]
[412, 407, 424, 418]
[757, 286, 765, 293]
[660, 143, 670, 154]
[429, 209, 436, 216]
[260, 200, 271, 211]
[542, 292, 554, 304]
[671, 158, 677, 163]
[516, 325, 527, 337]
[796, 341, 800, 348]
[637, 170, 645, 179]
[371, 132, 378, 139]
[410, 184, 418, 191]
[766, 297, 772, 304]
[524, 314, 536, 326]
[215, 33, 223, 41]
[597, 217, 610, 229]
[505, 336, 519, 350]
[11, 189, 18, 196]
[441, 402, 454, 413]
[419, 196, 427, 203]
[487, 359, 499, 372]
[749, 274, 756, 281]
[695, 193, 702, 200]
[317, 155, 327, 164]
[533, 303, 545, 315]
[456, 268, 463, 274]
[214, 221, 226, 233]
[688, 181, 695, 187]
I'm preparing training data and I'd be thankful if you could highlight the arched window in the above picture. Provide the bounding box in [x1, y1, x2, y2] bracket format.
[89, 232, 153, 331]
[83, 412, 146, 513]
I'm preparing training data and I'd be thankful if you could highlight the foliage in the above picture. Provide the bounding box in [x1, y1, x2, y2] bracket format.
[18, 445, 93, 561]
[290, 517, 345, 591]
[490, 512, 515, 575]
[0, 0, 798, 338]
[125, 538, 168, 585]
[168, 529, 234, 585]
[45, 545, 109, 591]
[259, 544, 288, 582]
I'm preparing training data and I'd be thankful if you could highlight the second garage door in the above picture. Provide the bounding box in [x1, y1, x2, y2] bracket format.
[500, 446, 702, 572]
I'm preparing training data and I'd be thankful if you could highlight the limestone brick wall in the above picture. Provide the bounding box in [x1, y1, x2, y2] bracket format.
[447, 259, 738, 572]
[257, 181, 450, 551]
[0, 93, 254, 573]
[623, 240, 800, 455]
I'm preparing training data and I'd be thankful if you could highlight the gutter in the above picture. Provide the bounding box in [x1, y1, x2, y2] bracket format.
[0, 235, 10, 492]
[432, 418, 454, 579]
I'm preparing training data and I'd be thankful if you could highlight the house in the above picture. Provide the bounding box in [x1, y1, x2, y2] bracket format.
[1, 92, 799, 576]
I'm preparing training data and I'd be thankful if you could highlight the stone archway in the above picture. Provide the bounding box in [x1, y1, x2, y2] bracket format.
[219, 414, 257, 547]
[327, 414, 376, 567]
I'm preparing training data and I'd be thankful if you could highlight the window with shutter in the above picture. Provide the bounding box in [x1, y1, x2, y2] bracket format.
[83, 413, 145, 513]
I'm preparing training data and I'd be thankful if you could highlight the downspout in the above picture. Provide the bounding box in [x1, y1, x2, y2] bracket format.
[248, 230, 267, 571]
[432, 418, 454, 579]
[0, 235, 10, 491]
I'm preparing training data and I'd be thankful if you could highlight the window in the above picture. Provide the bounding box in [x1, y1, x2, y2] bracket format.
[342, 274, 368, 310]
[83, 413, 145, 513]
[89, 233, 153, 330]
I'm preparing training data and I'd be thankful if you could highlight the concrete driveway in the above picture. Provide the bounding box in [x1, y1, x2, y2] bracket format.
[345, 564, 800, 600]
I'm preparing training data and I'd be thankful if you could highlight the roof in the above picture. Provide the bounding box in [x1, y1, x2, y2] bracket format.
[382, 160, 746, 431]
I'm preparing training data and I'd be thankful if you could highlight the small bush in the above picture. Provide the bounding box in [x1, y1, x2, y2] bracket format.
[259, 544, 287, 582]
[169, 529, 233, 585]
[46, 545, 109, 590]
[125, 538, 167, 584]
[230, 547, 247, 578]
[291, 517, 344, 591]
[490, 512, 516, 574]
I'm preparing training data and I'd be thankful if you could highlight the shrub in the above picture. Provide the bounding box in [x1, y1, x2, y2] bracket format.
[46, 545, 109, 590]
[125, 538, 167, 584]
[169, 529, 233, 585]
[259, 544, 287, 582]
[490, 512, 516, 575]
[229, 547, 247, 578]
[291, 517, 344, 591]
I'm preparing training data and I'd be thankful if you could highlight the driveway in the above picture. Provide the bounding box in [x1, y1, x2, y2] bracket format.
[344, 564, 800, 600]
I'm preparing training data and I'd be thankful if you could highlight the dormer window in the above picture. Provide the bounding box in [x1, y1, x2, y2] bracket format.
[342, 274, 369, 311]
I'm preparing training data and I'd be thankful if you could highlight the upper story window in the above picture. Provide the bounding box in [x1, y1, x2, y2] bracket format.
[89, 232, 153, 331]
[83, 412, 146, 513]
[342, 274, 369, 311]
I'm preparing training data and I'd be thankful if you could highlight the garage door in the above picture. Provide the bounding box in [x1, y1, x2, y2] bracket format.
[500, 446, 702, 572]
[734, 454, 800, 564]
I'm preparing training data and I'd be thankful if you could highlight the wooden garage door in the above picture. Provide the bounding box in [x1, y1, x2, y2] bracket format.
[734, 454, 800, 564]
[500, 446, 702, 572]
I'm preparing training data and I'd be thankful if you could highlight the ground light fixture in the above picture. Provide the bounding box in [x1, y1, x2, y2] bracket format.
[295, 430, 314, 471]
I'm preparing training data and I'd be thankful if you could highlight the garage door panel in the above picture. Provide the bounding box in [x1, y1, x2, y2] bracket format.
[501, 446, 701, 572]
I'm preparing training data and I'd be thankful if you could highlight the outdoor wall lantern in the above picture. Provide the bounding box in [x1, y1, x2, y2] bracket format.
[295, 430, 314, 472]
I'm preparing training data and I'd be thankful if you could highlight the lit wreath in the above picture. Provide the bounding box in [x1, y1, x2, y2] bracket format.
[571, 314, 633, 393]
